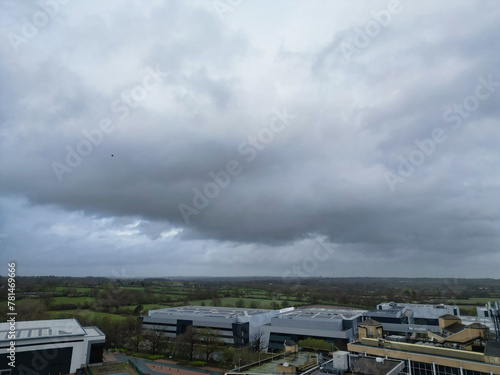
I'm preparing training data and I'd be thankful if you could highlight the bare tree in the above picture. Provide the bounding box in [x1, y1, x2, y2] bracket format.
[125, 317, 144, 352]
[211, 297, 222, 307]
[177, 326, 199, 361]
[145, 326, 166, 353]
[199, 327, 224, 362]
[252, 329, 267, 352]
[270, 301, 280, 310]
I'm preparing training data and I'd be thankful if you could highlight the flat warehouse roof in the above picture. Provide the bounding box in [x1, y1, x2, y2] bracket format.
[366, 309, 403, 317]
[276, 308, 365, 320]
[147, 306, 273, 318]
[82, 326, 106, 338]
[379, 302, 458, 308]
[0, 319, 86, 342]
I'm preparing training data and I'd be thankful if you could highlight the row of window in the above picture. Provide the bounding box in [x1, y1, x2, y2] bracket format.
[402, 360, 490, 375]
[144, 322, 236, 333]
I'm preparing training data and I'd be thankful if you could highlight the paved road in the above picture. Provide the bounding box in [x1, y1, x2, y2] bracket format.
[114, 354, 223, 375]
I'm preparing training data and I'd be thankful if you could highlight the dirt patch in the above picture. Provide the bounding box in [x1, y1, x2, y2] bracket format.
[152, 360, 225, 374]
[103, 352, 119, 362]
[155, 359, 178, 365]
[146, 363, 207, 375]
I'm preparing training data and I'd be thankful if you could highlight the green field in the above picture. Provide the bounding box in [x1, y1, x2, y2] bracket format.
[47, 309, 128, 322]
[54, 286, 94, 293]
[52, 296, 95, 305]
[121, 303, 170, 312]
[154, 293, 186, 299]
[8, 277, 499, 329]
[448, 297, 498, 305]
[188, 297, 301, 308]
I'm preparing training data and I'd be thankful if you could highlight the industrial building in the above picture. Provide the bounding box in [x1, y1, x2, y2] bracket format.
[376, 302, 460, 324]
[475, 302, 500, 337]
[142, 306, 291, 347]
[261, 308, 365, 351]
[0, 318, 105, 375]
[363, 302, 461, 335]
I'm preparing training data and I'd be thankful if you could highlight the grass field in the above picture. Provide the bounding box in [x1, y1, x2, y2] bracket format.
[121, 303, 170, 312]
[155, 294, 186, 299]
[52, 296, 95, 305]
[10, 279, 499, 326]
[48, 309, 128, 322]
[448, 297, 499, 305]
[54, 286, 94, 293]
[188, 297, 300, 308]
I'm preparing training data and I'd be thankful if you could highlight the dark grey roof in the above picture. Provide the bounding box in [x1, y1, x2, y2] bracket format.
[360, 319, 382, 326]
[484, 341, 500, 357]
[444, 322, 465, 334]
[365, 309, 403, 318]
[439, 314, 461, 320]
[284, 340, 296, 346]
[352, 357, 402, 375]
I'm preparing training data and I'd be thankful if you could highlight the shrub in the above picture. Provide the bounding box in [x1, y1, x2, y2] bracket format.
[190, 361, 207, 367]
[148, 354, 164, 360]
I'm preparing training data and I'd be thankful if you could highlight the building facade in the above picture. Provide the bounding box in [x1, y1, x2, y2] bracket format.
[376, 302, 460, 325]
[348, 337, 500, 375]
[142, 306, 290, 347]
[364, 302, 461, 335]
[0, 319, 105, 375]
[261, 308, 365, 351]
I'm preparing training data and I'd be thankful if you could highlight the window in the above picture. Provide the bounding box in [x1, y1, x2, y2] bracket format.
[463, 370, 489, 375]
[411, 361, 433, 375]
[436, 365, 459, 375]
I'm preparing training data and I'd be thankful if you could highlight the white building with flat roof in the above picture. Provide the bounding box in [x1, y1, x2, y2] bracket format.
[142, 306, 291, 347]
[376, 302, 460, 322]
[261, 308, 366, 351]
[0, 318, 105, 375]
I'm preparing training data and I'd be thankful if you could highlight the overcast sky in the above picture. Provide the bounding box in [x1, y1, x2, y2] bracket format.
[1, 0, 500, 279]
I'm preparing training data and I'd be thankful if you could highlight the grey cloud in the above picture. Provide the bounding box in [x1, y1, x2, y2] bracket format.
[1, 0, 500, 277]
